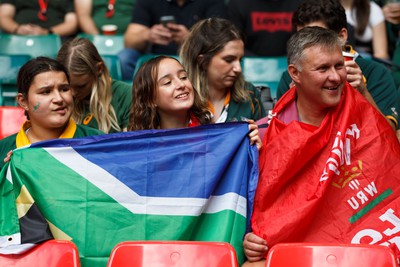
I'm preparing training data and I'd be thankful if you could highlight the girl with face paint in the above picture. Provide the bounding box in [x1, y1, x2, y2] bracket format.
[0, 57, 103, 170]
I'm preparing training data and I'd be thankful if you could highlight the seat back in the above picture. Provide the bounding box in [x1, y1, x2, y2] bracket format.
[106, 241, 239, 267]
[0, 34, 62, 58]
[78, 34, 124, 55]
[265, 243, 398, 267]
[0, 54, 31, 106]
[242, 56, 287, 100]
[0, 240, 80, 267]
[133, 54, 180, 77]
[102, 55, 123, 80]
[133, 54, 159, 76]
[0, 106, 26, 139]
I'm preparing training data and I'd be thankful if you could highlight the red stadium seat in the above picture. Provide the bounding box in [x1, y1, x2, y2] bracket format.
[0, 106, 26, 139]
[106, 241, 239, 267]
[0, 240, 80, 267]
[265, 243, 398, 267]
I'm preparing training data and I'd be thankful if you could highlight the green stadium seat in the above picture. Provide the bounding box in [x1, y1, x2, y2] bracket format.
[77, 34, 124, 55]
[133, 54, 159, 76]
[133, 54, 179, 77]
[0, 34, 61, 58]
[102, 55, 123, 80]
[242, 56, 288, 100]
[0, 54, 31, 106]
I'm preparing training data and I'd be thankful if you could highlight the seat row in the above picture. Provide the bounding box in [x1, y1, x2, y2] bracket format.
[0, 240, 396, 267]
[0, 33, 287, 106]
[0, 240, 238, 267]
[0, 34, 123, 106]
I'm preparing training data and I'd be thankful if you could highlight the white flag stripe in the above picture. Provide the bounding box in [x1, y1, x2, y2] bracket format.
[44, 147, 247, 217]
[0, 233, 21, 248]
[5, 143, 30, 184]
[0, 243, 36, 255]
[0, 233, 35, 255]
[6, 164, 12, 184]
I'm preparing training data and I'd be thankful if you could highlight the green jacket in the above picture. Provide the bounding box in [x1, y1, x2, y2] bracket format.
[81, 80, 132, 133]
[226, 83, 266, 122]
[0, 124, 103, 171]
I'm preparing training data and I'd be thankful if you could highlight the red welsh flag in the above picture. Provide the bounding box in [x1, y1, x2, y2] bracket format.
[252, 82, 400, 257]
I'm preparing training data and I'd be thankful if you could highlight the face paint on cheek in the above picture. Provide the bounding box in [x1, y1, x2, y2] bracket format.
[33, 102, 40, 111]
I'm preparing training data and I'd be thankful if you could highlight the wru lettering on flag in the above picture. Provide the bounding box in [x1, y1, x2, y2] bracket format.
[0, 122, 259, 267]
[253, 83, 400, 259]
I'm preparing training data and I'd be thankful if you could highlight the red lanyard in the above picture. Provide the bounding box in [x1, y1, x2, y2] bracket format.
[106, 0, 115, 18]
[37, 0, 48, 21]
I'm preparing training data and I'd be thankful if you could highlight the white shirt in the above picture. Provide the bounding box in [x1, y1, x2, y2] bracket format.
[345, 1, 384, 43]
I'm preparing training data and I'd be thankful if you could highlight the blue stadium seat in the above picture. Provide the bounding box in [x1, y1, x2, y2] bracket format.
[242, 56, 288, 100]
[0, 54, 31, 106]
[0, 34, 61, 58]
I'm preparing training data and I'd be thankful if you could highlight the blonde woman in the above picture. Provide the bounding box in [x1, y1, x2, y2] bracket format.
[57, 38, 131, 133]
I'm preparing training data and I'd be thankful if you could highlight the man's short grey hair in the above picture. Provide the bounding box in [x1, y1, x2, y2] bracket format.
[287, 26, 343, 71]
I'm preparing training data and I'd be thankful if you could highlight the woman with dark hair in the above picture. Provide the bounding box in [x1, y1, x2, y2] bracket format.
[128, 55, 261, 149]
[128, 55, 211, 130]
[179, 18, 266, 123]
[0, 56, 103, 170]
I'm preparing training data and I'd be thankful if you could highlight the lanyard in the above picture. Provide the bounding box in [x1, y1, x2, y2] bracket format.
[37, 0, 48, 21]
[106, 0, 115, 18]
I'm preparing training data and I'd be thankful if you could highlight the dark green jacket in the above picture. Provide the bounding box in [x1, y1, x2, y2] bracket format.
[226, 82, 266, 122]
